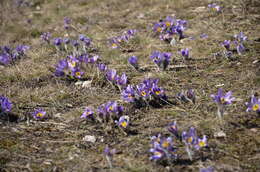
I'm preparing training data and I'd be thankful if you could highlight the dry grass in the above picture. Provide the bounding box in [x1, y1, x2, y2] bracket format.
[0, 0, 260, 171]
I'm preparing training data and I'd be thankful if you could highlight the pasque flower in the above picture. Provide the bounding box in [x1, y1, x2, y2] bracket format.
[128, 56, 139, 70]
[211, 88, 235, 118]
[245, 95, 260, 113]
[32, 108, 46, 120]
[115, 115, 130, 129]
[81, 107, 94, 119]
[150, 51, 171, 70]
[0, 96, 12, 113]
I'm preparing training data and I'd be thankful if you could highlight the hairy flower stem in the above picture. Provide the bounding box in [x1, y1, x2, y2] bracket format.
[185, 146, 193, 161]
[217, 105, 224, 119]
[105, 155, 113, 168]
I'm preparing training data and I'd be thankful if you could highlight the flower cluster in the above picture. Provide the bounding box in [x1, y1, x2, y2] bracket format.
[54, 54, 99, 79]
[208, 3, 221, 12]
[153, 16, 187, 43]
[40, 32, 51, 44]
[176, 89, 196, 104]
[81, 101, 124, 122]
[109, 29, 137, 49]
[0, 45, 30, 65]
[150, 134, 177, 161]
[121, 78, 167, 106]
[180, 48, 191, 60]
[51, 34, 92, 55]
[150, 51, 171, 70]
[150, 122, 207, 162]
[221, 32, 247, 55]
[0, 96, 12, 113]
[106, 69, 128, 89]
[246, 95, 260, 114]
[181, 127, 207, 160]
[211, 88, 235, 118]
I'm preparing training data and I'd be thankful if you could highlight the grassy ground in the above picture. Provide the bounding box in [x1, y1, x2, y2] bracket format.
[0, 0, 260, 171]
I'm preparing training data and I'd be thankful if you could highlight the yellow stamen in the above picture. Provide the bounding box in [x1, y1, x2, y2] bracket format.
[141, 91, 146, 97]
[188, 137, 193, 143]
[155, 91, 161, 95]
[162, 141, 169, 148]
[165, 22, 171, 27]
[36, 113, 43, 118]
[157, 27, 162, 32]
[199, 141, 206, 147]
[70, 61, 76, 68]
[121, 121, 127, 128]
[220, 97, 226, 104]
[253, 104, 259, 111]
[75, 72, 81, 77]
[112, 43, 117, 48]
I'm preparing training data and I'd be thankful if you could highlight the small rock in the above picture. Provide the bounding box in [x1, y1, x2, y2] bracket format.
[137, 13, 145, 19]
[36, 6, 41, 10]
[82, 135, 96, 143]
[82, 81, 92, 88]
[193, 6, 206, 12]
[214, 131, 226, 138]
[253, 60, 259, 64]
[75, 81, 84, 86]
[250, 128, 258, 133]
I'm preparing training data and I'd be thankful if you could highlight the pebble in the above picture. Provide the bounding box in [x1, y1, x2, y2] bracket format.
[82, 135, 96, 143]
[214, 131, 226, 138]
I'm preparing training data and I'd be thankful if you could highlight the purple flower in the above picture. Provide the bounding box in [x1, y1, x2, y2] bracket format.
[150, 51, 171, 70]
[110, 39, 119, 49]
[153, 22, 166, 33]
[180, 48, 190, 60]
[182, 127, 198, 146]
[127, 29, 137, 36]
[136, 83, 150, 99]
[79, 34, 91, 46]
[64, 17, 71, 29]
[72, 68, 84, 79]
[0, 96, 12, 113]
[245, 95, 260, 113]
[115, 115, 129, 129]
[71, 40, 80, 48]
[121, 85, 136, 103]
[200, 33, 208, 39]
[149, 147, 165, 160]
[151, 85, 165, 97]
[104, 145, 116, 157]
[89, 55, 99, 63]
[63, 38, 70, 44]
[211, 88, 235, 105]
[81, 107, 94, 119]
[194, 135, 207, 150]
[222, 40, 231, 50]
[54, 59, 68, 77]
[208, 3, 221, 12]
[234, 32, 247, 42]
[116, 73, 128, 86]
[105, 101, 123, 115]
[106, 69, 117, 82]
[128, 56, 138, 70]
[187, 89, 196, 103]
[200, 167, 214, 172]
[32, 108, 46, 120]
[234, 41, 245, 55]
[168, 121, 178, 138]
[150, 134, 177, 161]
[164, 16, 175, 27]
[0, 53, 11, 65]
[53, 38, 63, 46]
[41, 32, 51, 43]
[97, 63, 107, 72]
